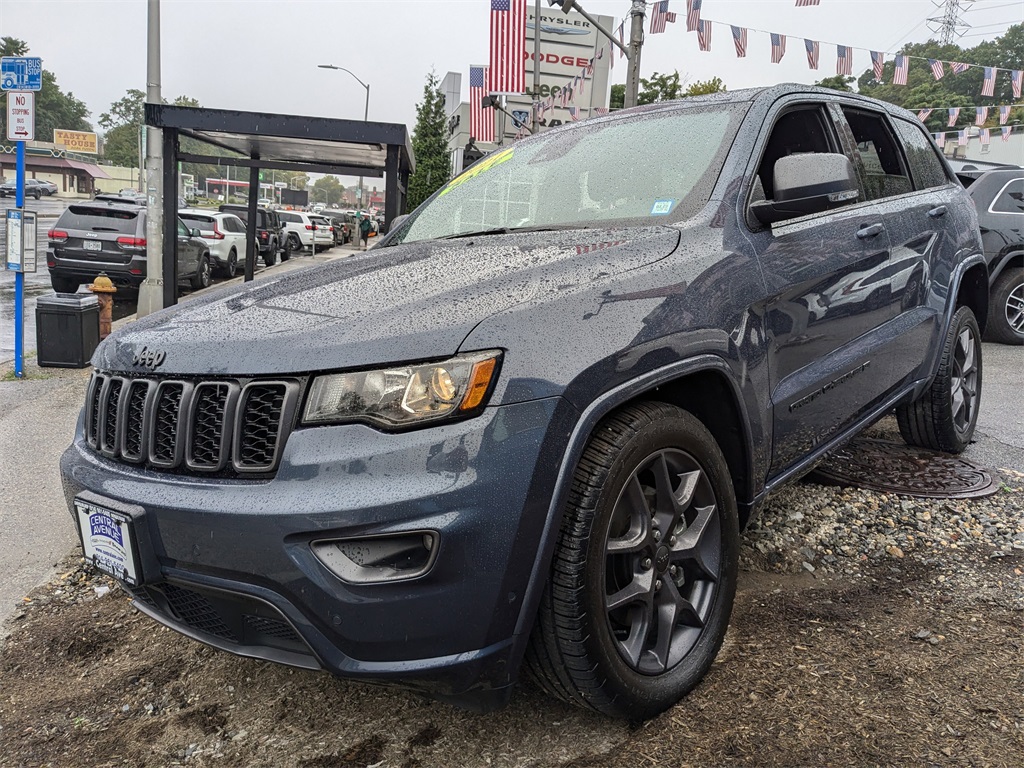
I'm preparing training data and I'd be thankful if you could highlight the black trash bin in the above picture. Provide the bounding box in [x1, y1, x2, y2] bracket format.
[35, 293, 101, 368]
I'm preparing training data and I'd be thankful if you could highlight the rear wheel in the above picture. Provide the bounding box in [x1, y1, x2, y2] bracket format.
[50, 275, 80, 293]
[221, 249, 238, 278]
[897, 305, 982, 453]
[32, 189, 41, 199]
[527, 402, 738, 719]
[190, 254, 212, 290]
[263, 240, 277, 267]
[985, 267, 1024, 345]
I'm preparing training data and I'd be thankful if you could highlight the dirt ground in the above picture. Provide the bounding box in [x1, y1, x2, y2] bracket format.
[2, 482, 1023, 768]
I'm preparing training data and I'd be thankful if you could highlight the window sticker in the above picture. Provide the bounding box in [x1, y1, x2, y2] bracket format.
[440, 148, 515, 197]
[650, 199, 676, 216]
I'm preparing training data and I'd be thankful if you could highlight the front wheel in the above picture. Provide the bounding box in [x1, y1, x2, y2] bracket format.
[190, 254, 212, 290]
[526, 402, 739, 720]
[897, 305, 982, 453]
[263, 241, 277, 267]
[985, 267, 1024, 345]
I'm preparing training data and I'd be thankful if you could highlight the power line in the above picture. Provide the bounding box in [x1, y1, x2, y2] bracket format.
[927, 0, 977, 45]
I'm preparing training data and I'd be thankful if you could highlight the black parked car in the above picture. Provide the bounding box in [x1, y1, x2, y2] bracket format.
[966, 168, 1023, 344]
[47, 200, 212, 293]
[218, 204, 287, 266]
[61, 85, 987, 719]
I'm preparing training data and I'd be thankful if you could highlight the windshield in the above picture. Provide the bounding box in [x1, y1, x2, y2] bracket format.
[392, 104, 745, 245]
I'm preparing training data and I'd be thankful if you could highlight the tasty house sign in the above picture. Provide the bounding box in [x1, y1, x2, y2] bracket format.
[53, 129, 98, 154]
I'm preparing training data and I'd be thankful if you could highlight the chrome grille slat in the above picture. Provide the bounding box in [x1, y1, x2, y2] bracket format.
[83, 372, 296, 477]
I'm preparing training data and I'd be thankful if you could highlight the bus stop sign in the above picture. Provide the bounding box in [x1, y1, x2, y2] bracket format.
[1, 57, 43, 91]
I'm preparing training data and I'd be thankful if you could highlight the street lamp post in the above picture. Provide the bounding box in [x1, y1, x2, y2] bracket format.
[318, 64, 370, 209]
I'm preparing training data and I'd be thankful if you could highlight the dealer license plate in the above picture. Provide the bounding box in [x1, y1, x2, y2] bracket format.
[83, 240, 102, 252]
[75, 499, 140, 585]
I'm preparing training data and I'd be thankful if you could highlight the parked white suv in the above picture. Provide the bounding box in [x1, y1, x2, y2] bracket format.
[179, 209, 251, 278]
[278, 211, 333, 254]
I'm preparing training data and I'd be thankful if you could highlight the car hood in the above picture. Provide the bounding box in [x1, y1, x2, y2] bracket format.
[94, 226, 680, 376]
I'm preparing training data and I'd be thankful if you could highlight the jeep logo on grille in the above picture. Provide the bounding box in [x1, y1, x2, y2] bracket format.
[132, 346, 166, 370]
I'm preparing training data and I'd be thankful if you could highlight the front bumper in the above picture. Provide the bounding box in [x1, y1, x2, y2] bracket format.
[61, 395, 578, 706]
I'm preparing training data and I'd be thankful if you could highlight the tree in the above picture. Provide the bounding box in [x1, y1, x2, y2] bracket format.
[814, 75, 856, 92]
[638, 71, 683, 105]
[683, 77, 726, 96]
[0, 38, 91, 140]
[407, 71, 451, 210]
[313, 175, 345, 206]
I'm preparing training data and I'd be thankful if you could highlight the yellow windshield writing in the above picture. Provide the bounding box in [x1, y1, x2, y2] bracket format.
[440, 148, 514, 197]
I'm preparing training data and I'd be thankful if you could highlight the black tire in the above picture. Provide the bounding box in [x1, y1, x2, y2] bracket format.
[221, 249, 238, 278]
[526, 402, 739, 720]
[50, 275, 80, 293]
[190, 254, 212, 290]
[985, 267, 1024, 345]
[263, 241, 277, 267]
[32, 189, 41, 199]
[897, 305, 982, 453]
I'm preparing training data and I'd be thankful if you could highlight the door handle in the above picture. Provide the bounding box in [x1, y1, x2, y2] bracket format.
[927, 205, 947, 218]
[856, 223, 884, 239]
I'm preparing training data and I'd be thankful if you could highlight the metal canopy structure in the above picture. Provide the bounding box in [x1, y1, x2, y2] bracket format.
[144, 103, 415, 306]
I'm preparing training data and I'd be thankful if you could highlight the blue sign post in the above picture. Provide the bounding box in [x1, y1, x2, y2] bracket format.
[0, 57, 43, 92]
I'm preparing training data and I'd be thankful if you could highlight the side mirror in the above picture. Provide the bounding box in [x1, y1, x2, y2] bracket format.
[388, 214, 410, 233]
[751, 153, 860, 226]
[191, 228, 201, 237]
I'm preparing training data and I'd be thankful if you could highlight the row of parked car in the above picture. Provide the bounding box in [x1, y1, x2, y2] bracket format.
[44, 195, 357, 294]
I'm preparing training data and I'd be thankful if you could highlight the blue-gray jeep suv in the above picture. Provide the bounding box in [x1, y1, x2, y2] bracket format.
[61, 85, 987, 719]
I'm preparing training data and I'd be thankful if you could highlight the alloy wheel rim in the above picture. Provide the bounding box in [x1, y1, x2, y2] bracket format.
[951, 326, 978, 435]
[1006, 282, 1024, 335]
[602, 449, 721, 675]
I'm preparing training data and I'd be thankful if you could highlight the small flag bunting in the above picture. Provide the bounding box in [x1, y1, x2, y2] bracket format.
[686, 0, 702, 32]
[836, 45, 852, 76]
[568, 107, 579, 122]
[1000, 106, 1011, 125]
[469, 65, 495, 143]
[1012, 70, 1023, 99]
[805, 39, 819, 70]
[918, 108, 933, 122]
[980, 128, 990, 146]
[771, 33, 787, 64]
[951, 62, 970, 74]
[982, 67, 997, 97]
[732, 26, 747, 57]
[795, 0, 820, 5]
[976, 106, 988, 125]
[893, 55, 909, 85]
[698, 19, 712, 51]
[948, 108, 960, 126]
[958, 130, 968, 146]
[650, 1, 672, 34]
[1002, 126, 1012, 142]
[929, 59, 945, 80]
[871, 51, 885, 82]
[935, 132, 945, 149]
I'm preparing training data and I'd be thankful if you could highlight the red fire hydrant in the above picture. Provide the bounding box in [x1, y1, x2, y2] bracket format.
[88, 273, 117, 339]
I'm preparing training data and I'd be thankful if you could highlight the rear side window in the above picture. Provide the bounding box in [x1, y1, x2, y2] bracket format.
[892, 119, 950, 190]
[841, 108, 912, 201]
[279, 212, 301, 223]
[181, 215, 214, 230]
[991, 179, 1024, 213]
[61, 206, 140, 233]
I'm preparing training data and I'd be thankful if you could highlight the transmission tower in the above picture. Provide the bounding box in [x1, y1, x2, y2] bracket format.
[927, 0, 976, 45]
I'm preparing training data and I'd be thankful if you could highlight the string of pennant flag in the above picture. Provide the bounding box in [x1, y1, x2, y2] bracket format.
[916, 104, 1024, 126]
[933, 125, 1020, 147]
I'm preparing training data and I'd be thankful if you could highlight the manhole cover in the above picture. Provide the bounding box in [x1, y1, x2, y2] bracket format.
[808, 438, 1000, 499]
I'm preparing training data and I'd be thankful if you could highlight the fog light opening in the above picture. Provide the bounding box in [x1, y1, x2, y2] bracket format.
[311, 531, 439, 584]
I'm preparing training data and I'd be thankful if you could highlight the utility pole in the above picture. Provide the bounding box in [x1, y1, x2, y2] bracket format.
[533, 0, 542, 130]
[624, 1, 646, 109]
[137, 0, 164, 318]
[927, 0, 975, 45]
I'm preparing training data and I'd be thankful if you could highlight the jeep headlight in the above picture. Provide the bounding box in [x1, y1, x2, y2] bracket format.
[302, 350, 501, 428]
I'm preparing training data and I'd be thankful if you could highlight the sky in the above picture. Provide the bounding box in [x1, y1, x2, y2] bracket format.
[0, 0, 1020, 185]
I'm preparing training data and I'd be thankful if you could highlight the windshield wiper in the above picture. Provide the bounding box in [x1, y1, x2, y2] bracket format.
[440, 225, 570, 241]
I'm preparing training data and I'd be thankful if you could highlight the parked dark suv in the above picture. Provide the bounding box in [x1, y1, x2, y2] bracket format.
[218, 204, 287, 266]
[61, 85, 987, 719]
[47, 200, 213, 293]
[966, 168, 1023, 344]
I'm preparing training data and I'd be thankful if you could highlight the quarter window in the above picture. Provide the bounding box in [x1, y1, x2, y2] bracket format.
[892, 119, 950, 190]
[841, 108, 912, 201]
[992, 179, 1024, 214]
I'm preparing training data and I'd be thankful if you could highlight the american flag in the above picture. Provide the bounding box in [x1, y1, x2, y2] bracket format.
[918, 108, 933, 122]
[698, 19, 712, 51]
[893, 55, 909, 85]
[1002, 126, 1012, 142]
[980, 128, 991, 146]
[805, 39, 819, 70]
[929, 59, 945, 80]
[469, 65, 495, 143]
[935, 132, 945, 149]
[595, 107, 609, 116]
[982, 67, 997, 97]
[618, 21, 626, 59]
[732, 26, 747, 57]
[951, 61, 970, 74]
[836, 45, 852, 76]
[871, 51, 884, 81]
[687, 0, 702, 32]
[650, 1, 672, 34]
[958, 130, 968, 146]
[1000, 106, 1011, 125]
[488, 0, 526, 95]
[771, 33, 786, 64]
[1012, 70, 1023, 99]
[795, 0, 820, 5]
[567, 107, 580, 122]
[976, 106, 988, 125]
[948, 107, 960, 127]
